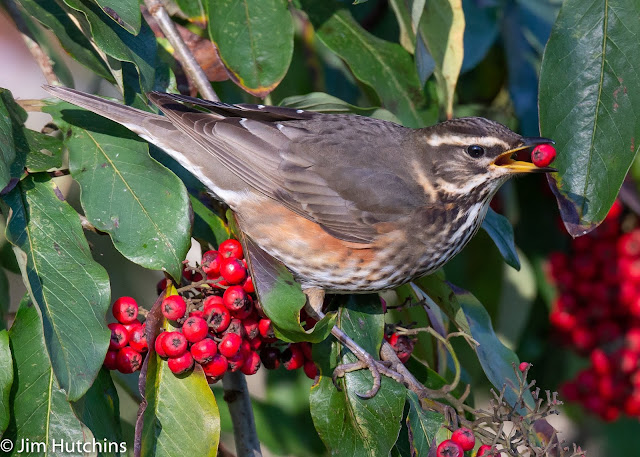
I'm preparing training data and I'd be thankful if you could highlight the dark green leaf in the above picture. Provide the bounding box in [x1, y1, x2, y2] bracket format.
[72, 370, 124, 456]
[417, 0, 465, 118]
[405, 391, 443, 456]
[0, 330, 12, 435]
[49, 105, 191, 281]
[301, 0, 436, 128]
[280, 92, 401, 123]
[0, 88, 25, 189]
[3, 175, 110, 401]
[481, 208, 520, 270]
[388, 0, 416, 53]
[175, 0, 205, 20]
[23, 130, 63, 172]
[206, 0, 294, 97]
[310, 295, 404, 457]
[539, 0, 640, 235]
[14, 0, 113, 82]
[0, 269, 8, 329]
[243, 237, 335, 343]
[140, 355, 220, 456]
[63, 0, 157, 93]
[460, 0, 498, 72]
[6, 296, 94, 452]
[92, 0, 141, 34]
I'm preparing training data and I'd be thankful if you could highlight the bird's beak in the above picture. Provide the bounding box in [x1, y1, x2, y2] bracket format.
[491, 137, 557, 173]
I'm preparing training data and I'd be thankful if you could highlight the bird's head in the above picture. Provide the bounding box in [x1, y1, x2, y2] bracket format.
[415, 117, 555, 200]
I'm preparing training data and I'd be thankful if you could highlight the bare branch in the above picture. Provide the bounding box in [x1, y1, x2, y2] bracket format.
[222, 371, 262, 457]
[143, 0, 219, 101]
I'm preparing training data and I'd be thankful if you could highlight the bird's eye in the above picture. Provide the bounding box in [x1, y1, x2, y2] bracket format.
[466, 145, 485, 158]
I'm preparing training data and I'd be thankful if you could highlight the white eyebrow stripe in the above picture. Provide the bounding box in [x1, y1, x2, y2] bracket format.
[426, 135, 510, 149]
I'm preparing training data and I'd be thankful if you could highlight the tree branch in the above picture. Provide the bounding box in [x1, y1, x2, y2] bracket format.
[143, 0, 219, 101]
[3, 0, 59, 85]
[221, 371, 262, 457]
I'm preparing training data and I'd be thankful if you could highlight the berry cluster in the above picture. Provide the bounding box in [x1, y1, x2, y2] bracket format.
[105, 238, 319, 384]
[104, 297, 147, 373]
[436, 427, 493, 457]
[546, 201, 640, 421]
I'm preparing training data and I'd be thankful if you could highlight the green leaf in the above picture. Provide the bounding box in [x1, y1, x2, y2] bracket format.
[14, 0, 113, 82]
[50, 106, 191, 281]
[62, 0, 157, 93]
[6, 296, 94, 453]
[0, 88, 25, 190]
[23, 130, 63, 172]
[413, 276, 532, 408]
[0, 269, 9, 329]
[140, 357, 220, 456]
[0, 330, 12, 435]
[417, 0, 465, 118]
[481, 208, 520, 270]
[405, 391, 443, 456]
[3, 175, 110, 401]
[175, 0, 205, 20]
[310, 295, 405, 457]
[205, 0, 294, 97]
[72, 370, 124, 456]
[301, 0, 436, 128]
[92, 0, 141, 34]
[388, 0, 416, 53]
[539, 0, 640, 236]
[280, 92, 401, 123]
[243, 237, 335, 343]
[190, 195, 230, 249]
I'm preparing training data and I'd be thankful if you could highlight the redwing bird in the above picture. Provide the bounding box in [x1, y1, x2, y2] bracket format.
[45, 86, 555, 396]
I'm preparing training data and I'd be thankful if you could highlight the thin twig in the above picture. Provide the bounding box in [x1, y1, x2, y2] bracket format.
[143, 0, 219, 101]
[221, 371, 262, 457]
[3, 0, 59, 85]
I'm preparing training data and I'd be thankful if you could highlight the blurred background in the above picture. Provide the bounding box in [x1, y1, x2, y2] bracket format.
[2, 0, 639, 455]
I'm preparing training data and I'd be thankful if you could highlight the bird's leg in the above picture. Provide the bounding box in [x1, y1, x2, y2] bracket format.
[303, 288, 397, 399]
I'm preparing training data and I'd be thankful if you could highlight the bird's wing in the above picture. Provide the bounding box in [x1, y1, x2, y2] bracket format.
[148, 93, 427, 243]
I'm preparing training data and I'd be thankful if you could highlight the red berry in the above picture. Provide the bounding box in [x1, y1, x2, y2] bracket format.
[242, 275, 255, 293]
[219, 239, 243, 259]
[477, 445, 492, 457]
[154, 332, 170, 358]
[161, 295, 187, 321]
[116, 347, 143, 373]
[112, 296, 139, 324]
[591, 349, 610, 374]
[258, 318, 276, 341]
[203, 354, 229, 377]
[549, 310, 577, 332]
[242, 315, 260, 340]
[168, 352, 194, 375]
[388, 333, 414, 363]
[249, 337, 262, 351]
[232, 297, 254, 320]
[129, 324, 148, 353]
[202, 250, 222, 276]
[281, 344, 305, 370]
[227, 352, 245, 372]
[531, 144, 556, 168]
[301, 342, 313, 360]
[219, 333, 243, 358]
[204, 302, 231, 334]
[260, 346, 281, 370]
[220, 258, 247, 285]
[122, 321, 143, 337]
[624, 392, 640, 416]
[162, 331, 188, 357]
[451, 427, 475, 451]
[240, 350, 261, 375]
[627, 327, 640, 352]
[104, 350, 118, 370]
[436, 439, 464, 457]
[182, 316, 209, 343]
[108, 323, 129, 350]
[303, 360, 318, 379]
[620, 349, 638, 374]
[191, 339, 218, 364]
[223, 286, 249, 312]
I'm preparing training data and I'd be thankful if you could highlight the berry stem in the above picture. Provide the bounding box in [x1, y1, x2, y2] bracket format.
[221, 371, 262, 457]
